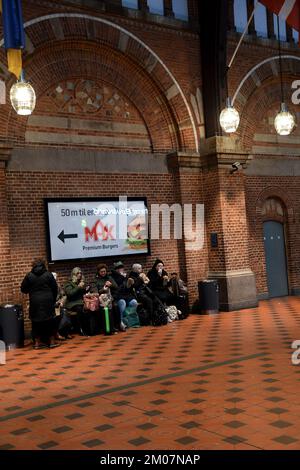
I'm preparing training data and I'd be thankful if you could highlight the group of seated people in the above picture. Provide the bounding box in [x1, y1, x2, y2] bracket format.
[60, 259, 188, 337]
[21, 258, 188, 349]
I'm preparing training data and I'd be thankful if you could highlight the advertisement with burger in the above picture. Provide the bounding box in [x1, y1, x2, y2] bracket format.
[126, 215, 148, 251]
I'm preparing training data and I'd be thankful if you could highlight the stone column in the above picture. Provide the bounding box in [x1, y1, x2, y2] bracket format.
[163, 0, 174, 17]
[0, 145, 13, 303]
[138, 0, 149, 13]
[266, 9, 276, 39]
[246, 0, 256, 35]
[200, 137, 258, 311]
[286, 24, 294, 43]
[227, 0, 236, 32]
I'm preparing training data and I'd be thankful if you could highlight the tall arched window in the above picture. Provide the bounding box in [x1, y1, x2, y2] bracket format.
[273, 14, 287, 41]
[172, 0, 188, 21]
[147, 0, 164, 15]
[234, 0, 248, 33]
[293, 29, 299, 43]
[254, 2, 268, 38]
[122, 0, 138, 8]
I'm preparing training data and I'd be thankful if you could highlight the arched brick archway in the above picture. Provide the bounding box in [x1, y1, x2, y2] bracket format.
[232, 55, 300, 108]
[234, 76, 300, 150]
[4, 40, 183, 151]
[0, 13, 199, 152]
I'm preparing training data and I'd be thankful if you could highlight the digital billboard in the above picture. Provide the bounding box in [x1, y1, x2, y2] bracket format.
[44, 198, 149, 262]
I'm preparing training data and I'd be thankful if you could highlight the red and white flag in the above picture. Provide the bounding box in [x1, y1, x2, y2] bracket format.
[259, 0, 300, 32]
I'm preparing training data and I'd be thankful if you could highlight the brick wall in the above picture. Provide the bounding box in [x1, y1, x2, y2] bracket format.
[6, 169, 209, 327]
[1, 0, 300, 330]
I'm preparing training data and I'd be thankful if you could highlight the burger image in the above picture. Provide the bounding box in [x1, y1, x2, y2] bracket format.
[126, 216, 147, 250]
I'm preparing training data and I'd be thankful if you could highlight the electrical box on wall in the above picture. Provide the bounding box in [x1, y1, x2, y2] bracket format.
[210, 232, 218, 248]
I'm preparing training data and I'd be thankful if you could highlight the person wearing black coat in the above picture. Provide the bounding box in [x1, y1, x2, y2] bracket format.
[21, 259, 59, 349]
[147, 259, 178, 306]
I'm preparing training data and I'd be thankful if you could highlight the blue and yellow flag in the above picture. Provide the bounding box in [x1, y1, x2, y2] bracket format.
[0, 0, 25, 78]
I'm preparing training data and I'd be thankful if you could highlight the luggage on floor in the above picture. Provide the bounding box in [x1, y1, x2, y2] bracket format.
[57, 307, 72, 336]
[152, 299, 168, 326]
[137, 306, 151, 326]
[165, 305, 179, 322]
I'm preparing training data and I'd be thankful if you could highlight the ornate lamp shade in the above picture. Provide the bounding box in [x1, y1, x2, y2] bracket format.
[219, 97, 240, 133]
[10, 80, 36, 116]
[274, 102, 296, 136]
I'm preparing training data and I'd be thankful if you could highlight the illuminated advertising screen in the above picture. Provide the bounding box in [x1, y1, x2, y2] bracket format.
[44, 198, 149, 262]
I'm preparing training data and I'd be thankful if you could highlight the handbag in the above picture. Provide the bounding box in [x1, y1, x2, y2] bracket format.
[83, 293, 100, 312]
[151, 297, 168, 326]
[99, 289, 113, 309]
[57, 307, 72, 332]
[137, 305, 151, 326]
[165, 305, 179, 322]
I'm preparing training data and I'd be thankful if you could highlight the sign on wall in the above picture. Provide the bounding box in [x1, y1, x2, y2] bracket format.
[44, 198, 149, 262]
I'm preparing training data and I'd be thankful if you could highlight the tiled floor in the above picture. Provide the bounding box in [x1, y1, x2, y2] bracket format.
[1, 297, 300, 450]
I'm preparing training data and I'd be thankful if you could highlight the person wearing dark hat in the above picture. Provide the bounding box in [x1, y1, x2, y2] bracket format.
[147, 259, 177, 306]
[111, 261, 138, 330]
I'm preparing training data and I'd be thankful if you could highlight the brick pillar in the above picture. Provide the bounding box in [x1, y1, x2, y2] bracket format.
[0, 146, 13, 304]
[138, 0, 149, 12]
[247, 0, 256, 35]
[227, 0, 236, 32]
[163, 0, 174, 18]
[167, 152, 208, 306]
[200, 137, 258, 311]
[187, 0, 199, 27]
[105, 0, 122, 13]
[266, 9, 275, 39]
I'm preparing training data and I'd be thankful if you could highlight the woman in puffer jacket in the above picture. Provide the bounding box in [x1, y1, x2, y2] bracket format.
[21, 259, 59, 350]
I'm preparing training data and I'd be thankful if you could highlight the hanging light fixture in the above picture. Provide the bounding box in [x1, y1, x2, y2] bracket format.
[10, 72, 36, 116]
[274, 16, 295, 136]
[274, 102, 296, 136]
[219, 97, 240, 133]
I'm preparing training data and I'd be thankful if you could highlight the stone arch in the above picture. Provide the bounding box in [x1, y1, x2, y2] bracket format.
[234, 75, 300, 150]
[232, 54, 300, 107]
[4, 40, 185, 152]
[255, 187, 294, 224]
[261, 197, 286, 223]
[0, 13, 198, 151]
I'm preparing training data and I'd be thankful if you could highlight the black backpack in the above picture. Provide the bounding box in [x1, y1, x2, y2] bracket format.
[137, 306, 151, 326]
[152, 299, 168, 326]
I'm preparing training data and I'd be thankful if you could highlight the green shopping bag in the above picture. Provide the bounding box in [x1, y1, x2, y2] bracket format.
[123, 306, 140, 329]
